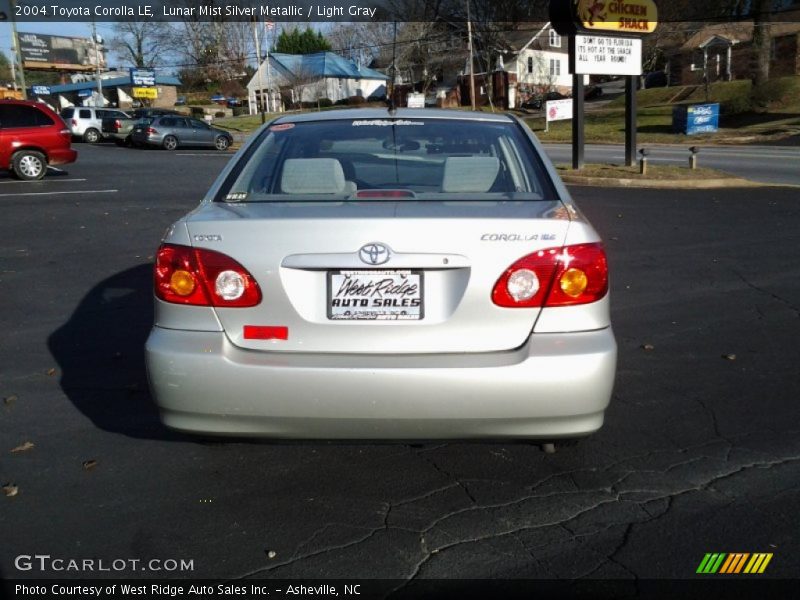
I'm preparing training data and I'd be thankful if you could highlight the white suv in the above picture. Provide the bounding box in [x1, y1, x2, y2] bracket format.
[60, 106, 129, 143]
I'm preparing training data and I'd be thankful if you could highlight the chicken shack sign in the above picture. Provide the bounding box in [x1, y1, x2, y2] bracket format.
[551, 0, 659, 36]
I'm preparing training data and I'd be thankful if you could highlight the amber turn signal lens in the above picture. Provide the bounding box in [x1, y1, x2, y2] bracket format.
[559, 268, 588, 297]
[170, 270, 196, 296]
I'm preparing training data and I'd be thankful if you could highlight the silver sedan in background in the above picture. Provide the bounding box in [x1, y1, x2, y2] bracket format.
[131, 115, 233, 151]
[145, 109, 617, 441]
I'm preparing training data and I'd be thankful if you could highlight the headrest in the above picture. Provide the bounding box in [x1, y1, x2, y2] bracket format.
[281, 158, 346, 194]
[442, 156, 500, 193]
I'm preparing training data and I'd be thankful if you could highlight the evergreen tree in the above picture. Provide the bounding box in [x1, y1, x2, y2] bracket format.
[275, 27, 331, 54]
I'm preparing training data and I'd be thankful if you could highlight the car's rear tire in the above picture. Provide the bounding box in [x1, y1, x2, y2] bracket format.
[214, 136, 230, 151]
[11, 150, 47, 181]
[83, 128, 101, 143]
[162, 135, 178, 151]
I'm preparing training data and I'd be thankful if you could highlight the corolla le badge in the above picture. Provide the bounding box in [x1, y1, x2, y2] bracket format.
[359, 243, 390, 266]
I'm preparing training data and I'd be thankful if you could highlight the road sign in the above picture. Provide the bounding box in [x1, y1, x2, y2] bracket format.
[571, 34, 643, 76]
[130, 68, 156, 87]
[77, 89, 93, 98]
[32, 85, 51, 96]
[132, 87, 158, 99]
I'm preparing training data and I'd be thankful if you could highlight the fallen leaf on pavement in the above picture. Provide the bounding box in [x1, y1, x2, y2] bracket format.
[4, 395, 17, 406]
[266, 551, 277, 559]
[10, 442, 34, 454]
[722, 354, 737, 361]
[46, 368, 56, 376]
[641, 344, 655, 351]
[2, 484, 19, 497]
[82, 460, 98, 471]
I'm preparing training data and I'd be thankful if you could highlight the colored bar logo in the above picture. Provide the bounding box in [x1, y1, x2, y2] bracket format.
[697, 553, 773, 574]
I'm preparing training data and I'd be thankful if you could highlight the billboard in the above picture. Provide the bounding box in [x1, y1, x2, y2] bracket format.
[18, 32, 107, 72]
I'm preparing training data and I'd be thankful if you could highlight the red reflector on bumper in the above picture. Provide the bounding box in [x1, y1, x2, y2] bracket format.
[243, 326, 288, 340]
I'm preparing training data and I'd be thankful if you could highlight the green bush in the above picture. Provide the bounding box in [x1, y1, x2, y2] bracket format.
[232, 107, 249, 117]
[190, 106, 205, 117]
[214, 111, 226, 119]
[347, 95, 366, 105]
[318, 98, 333, 107]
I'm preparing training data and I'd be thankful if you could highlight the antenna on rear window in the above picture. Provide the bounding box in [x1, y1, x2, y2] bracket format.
[388, 21, 397, 115]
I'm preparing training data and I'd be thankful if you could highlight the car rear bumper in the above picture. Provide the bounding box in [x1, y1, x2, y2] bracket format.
[146, 326, 617, 440]
[48, 148, 78, 165]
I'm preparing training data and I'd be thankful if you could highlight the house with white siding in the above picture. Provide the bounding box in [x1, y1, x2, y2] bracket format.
[247, 52, 389, 113]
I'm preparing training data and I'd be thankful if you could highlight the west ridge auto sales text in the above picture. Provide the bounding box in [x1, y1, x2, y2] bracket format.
[23, 5, 378, 18]
[15, 583, 356, 596]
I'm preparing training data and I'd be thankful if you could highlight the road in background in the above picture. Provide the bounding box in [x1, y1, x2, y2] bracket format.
[543, 143, 800, 186]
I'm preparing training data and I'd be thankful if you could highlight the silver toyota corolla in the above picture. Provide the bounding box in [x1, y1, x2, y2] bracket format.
[145, 108, 616, 440]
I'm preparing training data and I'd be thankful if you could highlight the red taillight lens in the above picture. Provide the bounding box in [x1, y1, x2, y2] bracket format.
[154, 244, 261, 307]
[492, 243, 608, 308]
[146, 127, 157, 135]
[71, 119, 77, 127]
[113, 119, 121, 130]
[59, 128, 71, 138]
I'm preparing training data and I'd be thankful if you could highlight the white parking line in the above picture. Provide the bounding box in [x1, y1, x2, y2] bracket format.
[0, 178, 87, 185]
[0, 189, 117, 197]
[176, 153, 230, 156]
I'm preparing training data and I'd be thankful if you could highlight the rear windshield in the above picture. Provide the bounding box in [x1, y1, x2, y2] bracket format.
[218, 118, 556, 202]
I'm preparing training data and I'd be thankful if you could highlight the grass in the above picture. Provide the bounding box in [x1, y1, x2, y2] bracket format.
[556, 163, 734, 180]
[529, 76, 800, 144]
[205, 76, 800, 145]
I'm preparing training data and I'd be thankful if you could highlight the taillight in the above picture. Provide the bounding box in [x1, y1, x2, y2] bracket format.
[492, 243, 608, 308]
[71, 119, 77, 127]
[59, 128, 71, 138]
[146, 127, 158, 135]
[113, 119, 121, 130]
[154, 244, 261, 307]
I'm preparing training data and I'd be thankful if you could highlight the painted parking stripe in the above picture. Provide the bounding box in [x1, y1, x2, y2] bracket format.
[0, 189, 117, 197]
[176, 153, 231, 156]
[0, 178, 87, 185]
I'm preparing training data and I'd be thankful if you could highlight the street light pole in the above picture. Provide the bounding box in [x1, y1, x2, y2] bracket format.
[91, 20, 104, 107]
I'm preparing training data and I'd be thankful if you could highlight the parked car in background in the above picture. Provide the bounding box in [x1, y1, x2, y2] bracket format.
[521, 91, 570, 111]
[175, 96, 187, 106]
[146, 108, 616, 441]
[60, 106, 130, 143]
[584, 85, 604, 100]
[0, 100, 77, 180]
[131, 115, 233, 150]
[102, 107, 183, 146]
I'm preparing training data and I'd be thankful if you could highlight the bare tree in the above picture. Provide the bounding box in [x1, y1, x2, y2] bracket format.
[110, 20, 170, 68]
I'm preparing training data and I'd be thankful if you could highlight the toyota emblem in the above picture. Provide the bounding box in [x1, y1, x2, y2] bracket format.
[358, 243, 390, 265]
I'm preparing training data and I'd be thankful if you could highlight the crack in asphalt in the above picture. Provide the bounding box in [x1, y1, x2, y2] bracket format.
[733, 269, 800, 317]
[232, 447, 800, 581]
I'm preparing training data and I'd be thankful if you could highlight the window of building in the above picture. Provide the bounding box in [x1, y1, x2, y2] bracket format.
[527, 56, 533, 74]
[549, 59, 561, 77]
[549, 29, 561, 48]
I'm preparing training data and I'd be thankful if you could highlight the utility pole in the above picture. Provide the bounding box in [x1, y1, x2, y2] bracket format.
[91, 20, 104, 107]
[466, 0, 476, 110]
[10, 0, 27, 99]
[10, 46, 18, 91]
[253, 19, 266, 122]
[265, 22, 274, 114]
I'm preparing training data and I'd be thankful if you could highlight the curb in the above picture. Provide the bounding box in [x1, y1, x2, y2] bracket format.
[560, 176, 763, 189]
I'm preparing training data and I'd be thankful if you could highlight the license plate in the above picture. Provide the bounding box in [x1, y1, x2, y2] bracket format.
[328, 270, 423, 320]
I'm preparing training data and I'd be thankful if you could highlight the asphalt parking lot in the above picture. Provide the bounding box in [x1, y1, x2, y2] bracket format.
[1, 143, 799, 589]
